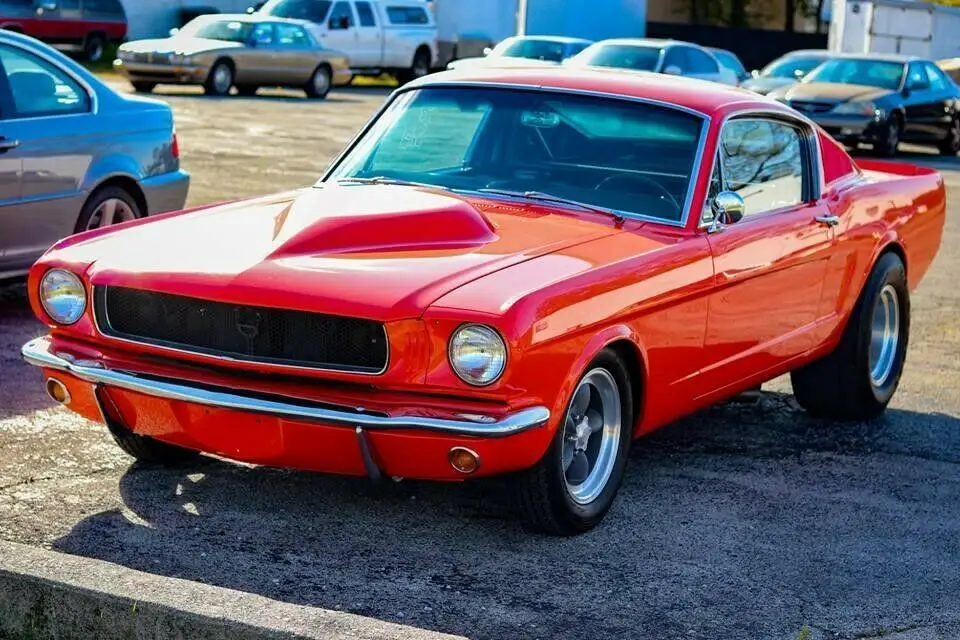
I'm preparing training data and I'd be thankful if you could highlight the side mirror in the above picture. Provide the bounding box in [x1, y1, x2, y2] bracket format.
[482, 47, 492, 56]
[663, 65, 682, 76]
[710, 191, 745, 228]
[751, 69, 760, 78]
[169, 27, 180, 37]
[901, 86, 911, 97]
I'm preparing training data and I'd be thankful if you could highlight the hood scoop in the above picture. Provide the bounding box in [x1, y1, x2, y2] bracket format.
[269, 185, 499, 257]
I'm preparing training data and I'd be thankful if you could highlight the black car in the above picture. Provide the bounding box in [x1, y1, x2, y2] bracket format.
[769, 54, 960, 157]
[740, 49, 831, 95]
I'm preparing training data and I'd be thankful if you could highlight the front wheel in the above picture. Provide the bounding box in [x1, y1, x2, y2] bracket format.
[791, 251, 909, 420]
[131, 81, 156, 93]
[204, 61, 234, 96]
[512, 349, 633, 535]
[305, 65, 332, 99]
[874, 116, 901, 157]
[83, 32, 106, 62]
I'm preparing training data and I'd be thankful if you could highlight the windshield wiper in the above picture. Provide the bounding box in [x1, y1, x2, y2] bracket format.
[333, 176, 451, 191]
[476, 188, 625, 223]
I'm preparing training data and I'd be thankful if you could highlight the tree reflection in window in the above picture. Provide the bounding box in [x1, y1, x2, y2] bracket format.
[720, 120, 804, 216]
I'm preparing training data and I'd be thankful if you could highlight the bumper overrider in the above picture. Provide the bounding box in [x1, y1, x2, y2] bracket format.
[21, 336, 551, 480]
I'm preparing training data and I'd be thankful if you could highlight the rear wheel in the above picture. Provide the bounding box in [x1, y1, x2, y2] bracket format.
[512, 349, 633, 535]
[396, 48, 430, 85]
[74, 185, 143, 234]
[305, 65, 332, 99]
[874, 115, 901, 157]
[83, 32, 106, 62]
[204, 60, 234, 96]
[236, 84, 259, 97]
[131, 81, 156, 93]
[791, 252, 909, 420]
[938, 117, 960, 156]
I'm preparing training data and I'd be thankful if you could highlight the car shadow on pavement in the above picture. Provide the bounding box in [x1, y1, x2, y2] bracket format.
[49, 391, 960, 639]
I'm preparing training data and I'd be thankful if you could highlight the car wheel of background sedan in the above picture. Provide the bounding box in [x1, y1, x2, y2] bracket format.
[131, 81, 157, 94]
[938, 117, 960, 156]
[790, 251, 909, 421]
[204, 60, 234, 97]
[512, 349, 633, 536]
[83, 32, 106, 62]
[874, 116, 901, 157]
[74, 186, 143, 234]
[305, 65, 331, 99]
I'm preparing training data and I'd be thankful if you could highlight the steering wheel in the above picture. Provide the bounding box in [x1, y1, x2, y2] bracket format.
[594, 173, 681, 213]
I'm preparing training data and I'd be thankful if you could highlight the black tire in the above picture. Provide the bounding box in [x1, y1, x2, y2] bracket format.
[131, 81, 156, 93]
[791, 251, 909, 421]
[204, 60, 234, 96]
[236, 84, 259, 96]
[512, 349, 634, 535]
[874, 115, 901, 157]
[73, 185, 143, 234]
[105, 413, 201, 465]
[938, 117, 960, 156]
[395, 47, 430, 85]
[304, 65, 332, 99]
[83, 32, 106, 62]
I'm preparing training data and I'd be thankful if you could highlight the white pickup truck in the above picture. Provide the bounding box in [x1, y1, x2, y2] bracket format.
[256, 0, 439, 82]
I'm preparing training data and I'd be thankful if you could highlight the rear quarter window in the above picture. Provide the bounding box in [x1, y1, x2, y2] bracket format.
[386, 6, 428, 25]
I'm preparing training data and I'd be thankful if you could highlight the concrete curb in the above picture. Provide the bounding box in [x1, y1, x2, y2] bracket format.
[0, 541, 465, 640]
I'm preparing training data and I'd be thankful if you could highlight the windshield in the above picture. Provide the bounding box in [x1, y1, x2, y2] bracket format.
[574, 44, 661, 72]
[762, 55, 828, 79]
[713, 50, 745, 75]
[258, 0, 332, 21]
[494, 38, 567, 62]
[324, 87, 705, 222]
[803, 58, 905, 90]
[180, 18, 254, 42]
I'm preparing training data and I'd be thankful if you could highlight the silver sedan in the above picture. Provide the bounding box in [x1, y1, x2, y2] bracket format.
[0, 31, 189, 280]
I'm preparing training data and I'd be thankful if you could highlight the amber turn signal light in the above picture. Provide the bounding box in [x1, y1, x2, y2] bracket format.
[448, 446, 481, 474]
[45, 378, 71, 405]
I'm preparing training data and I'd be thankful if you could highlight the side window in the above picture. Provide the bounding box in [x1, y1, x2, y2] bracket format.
[662, 47, 688, 72]
[0, 44, 90, 118]
[685, 47, 719, 74]
[355, 1, 376, 26]
[386, 6, 428, 24]
[276, 24, 310, 47]
[924, 63, 948, 92]
[328, 1, 354, 29]
[250, 23, 274, 45]
[718, 119, 805, 217]
[906, 63, 930, 91]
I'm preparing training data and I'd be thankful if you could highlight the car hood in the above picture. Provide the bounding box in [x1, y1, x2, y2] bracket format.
[68, 186, 622, 322]
[121, 37, 244, 56]
[773, 82, 895, 103]
[740, 76, 797, 95]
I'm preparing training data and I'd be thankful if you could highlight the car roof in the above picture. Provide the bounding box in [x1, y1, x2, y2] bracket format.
[508, 35, 593, 44]
[408, 66, 788, 117]
[590, 38, 683, 49]
[831, 52, 924, 63]
[198, 13, 313, 27]
[780, 49, 831, 57]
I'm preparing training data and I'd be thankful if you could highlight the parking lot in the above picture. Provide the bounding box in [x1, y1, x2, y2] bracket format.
[1, 82, 959, 640]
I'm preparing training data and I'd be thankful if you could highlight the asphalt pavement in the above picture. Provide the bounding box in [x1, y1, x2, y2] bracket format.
[0, 84, 958, 640]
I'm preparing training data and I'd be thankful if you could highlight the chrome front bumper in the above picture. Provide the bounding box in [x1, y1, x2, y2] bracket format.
[21, 338, 550, 438]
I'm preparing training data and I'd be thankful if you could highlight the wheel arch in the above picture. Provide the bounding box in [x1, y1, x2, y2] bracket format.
[84, 175, 148, 218]
[554, 326, 649, 439]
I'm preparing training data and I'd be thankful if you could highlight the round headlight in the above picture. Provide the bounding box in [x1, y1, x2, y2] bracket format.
[40, 269, 86, 325]
[448, 324, 507, 386]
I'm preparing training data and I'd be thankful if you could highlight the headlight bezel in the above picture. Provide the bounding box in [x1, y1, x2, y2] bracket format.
[447, 323, 508, 387]
[39, 269, 87, 326]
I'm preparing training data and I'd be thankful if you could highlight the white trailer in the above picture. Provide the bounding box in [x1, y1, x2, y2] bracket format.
[829, 0, 960, 60]
[429, 0, 519, 67]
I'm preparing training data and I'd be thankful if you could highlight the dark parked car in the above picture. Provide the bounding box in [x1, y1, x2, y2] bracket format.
[769, 54, 960, 157]
[741, 49, 831, 95]
[0, 0, 127, 62]
[0, 30, 189, 280]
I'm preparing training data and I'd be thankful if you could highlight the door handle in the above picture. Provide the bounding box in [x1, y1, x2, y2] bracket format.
[815, 214, 840, 227]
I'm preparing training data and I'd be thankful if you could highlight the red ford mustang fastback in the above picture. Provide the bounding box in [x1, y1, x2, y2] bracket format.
[22, 68, 945, 535]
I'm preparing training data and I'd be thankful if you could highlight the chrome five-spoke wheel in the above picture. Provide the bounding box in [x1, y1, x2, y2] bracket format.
[869, 283, 900, 388]
[562, 368, 622, 505]
[85, 197, 137, 230]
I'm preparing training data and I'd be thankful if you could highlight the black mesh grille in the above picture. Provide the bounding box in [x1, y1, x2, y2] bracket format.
[95, 286, 388, 373]
[788, 100, 836, 114]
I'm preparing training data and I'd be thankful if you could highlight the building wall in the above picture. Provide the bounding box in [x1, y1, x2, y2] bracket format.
[647, 0, 821, 32]
[120, 0, 255, 40]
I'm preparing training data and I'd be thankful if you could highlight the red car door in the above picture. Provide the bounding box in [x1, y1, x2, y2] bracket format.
[698, 116, 837, 397]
